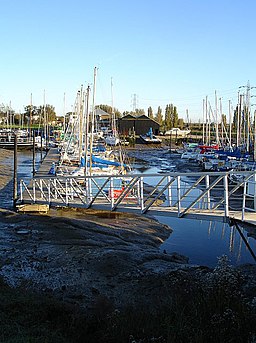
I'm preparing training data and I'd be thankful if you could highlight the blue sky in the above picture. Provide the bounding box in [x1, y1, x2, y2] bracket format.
[1, 0, 256, 121]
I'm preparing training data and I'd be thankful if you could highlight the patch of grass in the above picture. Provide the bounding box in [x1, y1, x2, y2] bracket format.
[0, 256, 255, 343]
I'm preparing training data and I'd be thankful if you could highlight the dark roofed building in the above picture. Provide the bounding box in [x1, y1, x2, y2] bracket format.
[95, 108, 111, 128]
[118, 114, 160, 136]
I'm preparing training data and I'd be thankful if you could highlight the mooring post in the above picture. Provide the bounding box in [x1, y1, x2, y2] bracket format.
[13, 133, 18, 208]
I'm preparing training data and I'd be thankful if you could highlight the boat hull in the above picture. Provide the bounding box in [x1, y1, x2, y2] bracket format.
[0, 141, 34, 150]
[139, 135, 162, 144]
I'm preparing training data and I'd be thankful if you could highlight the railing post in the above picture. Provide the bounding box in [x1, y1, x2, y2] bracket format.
[177, 175, 181, 217]
[40, 179, 43, 199]
[70, 178, 74, 200]
[33, 179, 36, 203]
[19, 180, 23, 201]
[246, 172, 256, 213]
[167, 175, 172, 207]
[54, 179, 57, 199]
[110, 177, 114, 210]
[137, 178, 140, 205]
[224, 174, 229, 217]
[254, 173, 256, 211]
[242, 178, 247, 221]
[65, 179, 68, 205]
[48, 180, 51, 204]
[205, 174, 210, 209]
[88, 178, 92, 202]
[140, 176, 144, 212]
[85, 177, 89, 205]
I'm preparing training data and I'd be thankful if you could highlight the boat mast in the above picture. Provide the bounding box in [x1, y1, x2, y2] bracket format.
[202, 98, 205, 144]
[254, 108, 256, 161]
[215, 90, 219, 145]
[111, 77, 116, 135]
[219, 97, 223, 146]
[229, 100, 232, 148]
[205, 96, 208, 145]
[246, 81, 251, 152]
[43, 90, 47, 148]
[89, 67, 97, 175]
[84, 85, 90, 176]
[78, 85, 84, 164]
[29, 93, 33, 137]
[63, 92, 66, 133]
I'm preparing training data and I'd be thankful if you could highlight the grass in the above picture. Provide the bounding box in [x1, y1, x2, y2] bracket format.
[0, 256, 255, 343]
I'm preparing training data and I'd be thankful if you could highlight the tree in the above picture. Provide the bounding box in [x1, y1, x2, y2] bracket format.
[0, 103, 15, 125]
[23, 104, 56, 125]
[172, 106, 178, 127]
[164, 104, 171, 131]
[23, 105, 38, 125]
[232, 105, 239, 131]
[155, 106, 163, 126]
[134, 108, 145, 116]
[148, 106, 154, 119]
[97, 104, 121, 118]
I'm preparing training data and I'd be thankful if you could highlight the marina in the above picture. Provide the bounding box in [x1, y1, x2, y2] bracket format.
[2, 2, 256, 342]
[8, 143, 255, 267]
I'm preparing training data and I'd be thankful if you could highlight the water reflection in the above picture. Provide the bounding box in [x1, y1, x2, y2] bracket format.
[129, 151, 256, 267]
[155, 215, 256, 267]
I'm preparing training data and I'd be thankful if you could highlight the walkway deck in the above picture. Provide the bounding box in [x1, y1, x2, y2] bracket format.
[36, 147, 60, 177]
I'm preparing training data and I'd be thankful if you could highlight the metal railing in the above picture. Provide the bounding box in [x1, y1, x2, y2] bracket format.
[19, 170, 256, 221]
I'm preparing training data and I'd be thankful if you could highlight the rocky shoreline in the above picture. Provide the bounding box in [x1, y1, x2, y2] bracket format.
[0, 206, 193, 310]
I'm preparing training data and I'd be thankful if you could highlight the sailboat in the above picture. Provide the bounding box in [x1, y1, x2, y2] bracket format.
[57, 68, 130, 177]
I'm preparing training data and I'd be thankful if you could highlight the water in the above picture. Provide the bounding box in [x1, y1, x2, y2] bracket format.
[3, 148, 255, 267]
[156, 216, 256, 267]
[128, 148, 256, 267]
[0, 150, 46, 208]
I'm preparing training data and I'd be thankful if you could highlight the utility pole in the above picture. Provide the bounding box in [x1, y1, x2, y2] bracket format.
[131, 94, 138, 112]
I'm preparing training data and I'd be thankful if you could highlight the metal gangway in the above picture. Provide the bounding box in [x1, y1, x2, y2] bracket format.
[18, 170, 256, 225]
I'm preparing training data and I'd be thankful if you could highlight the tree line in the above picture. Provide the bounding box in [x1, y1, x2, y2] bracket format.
[0, 103, 57, 126]
[98, 103, 185, 132]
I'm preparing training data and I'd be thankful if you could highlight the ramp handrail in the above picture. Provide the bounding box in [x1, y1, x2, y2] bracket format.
[18, 170, 256, 222]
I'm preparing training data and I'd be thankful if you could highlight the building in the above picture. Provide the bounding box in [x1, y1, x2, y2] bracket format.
[118, 114, 160, 136]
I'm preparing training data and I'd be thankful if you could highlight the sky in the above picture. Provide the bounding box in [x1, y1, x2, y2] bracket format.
[1, 0, 256, 122]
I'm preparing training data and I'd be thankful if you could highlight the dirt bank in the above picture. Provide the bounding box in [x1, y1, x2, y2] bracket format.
[0, 206, 194, 310]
